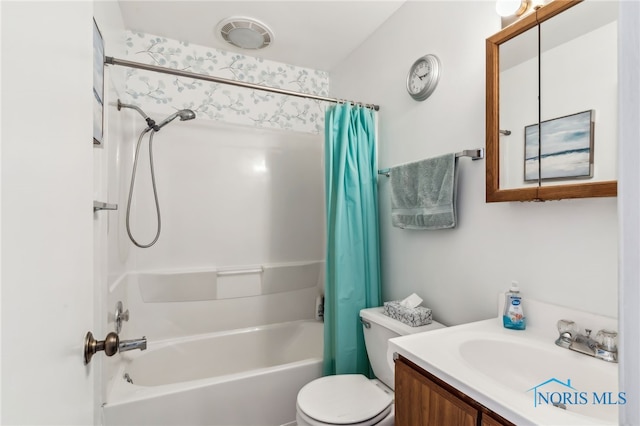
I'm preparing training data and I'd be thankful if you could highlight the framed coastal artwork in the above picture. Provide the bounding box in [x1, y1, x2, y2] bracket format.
[524, 110, 594, 182]
[93, 18, 104, 146]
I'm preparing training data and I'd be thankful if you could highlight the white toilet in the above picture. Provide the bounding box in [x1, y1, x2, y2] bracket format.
[296, 306, 446, 426]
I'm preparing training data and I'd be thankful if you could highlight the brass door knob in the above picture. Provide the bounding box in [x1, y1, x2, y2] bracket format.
[84, 331, 119, 365]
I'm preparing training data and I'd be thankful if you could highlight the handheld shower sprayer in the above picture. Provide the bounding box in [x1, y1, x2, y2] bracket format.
[155, 109, 197, 130]
[117, 99, 197, 248]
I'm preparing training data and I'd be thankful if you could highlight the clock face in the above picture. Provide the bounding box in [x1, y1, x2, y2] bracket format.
[408, 60, 432, 95]
[406, 54, 441, 101]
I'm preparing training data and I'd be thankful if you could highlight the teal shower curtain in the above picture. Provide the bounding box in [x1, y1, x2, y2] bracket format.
[323, 104, 381, 376]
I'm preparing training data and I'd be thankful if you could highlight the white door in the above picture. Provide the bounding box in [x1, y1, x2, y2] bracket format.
[1, 2, 97, 424]
[619, 2, 640, 424]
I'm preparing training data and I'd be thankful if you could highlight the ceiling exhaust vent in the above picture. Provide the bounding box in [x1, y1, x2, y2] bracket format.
[217, 17, 273, 50]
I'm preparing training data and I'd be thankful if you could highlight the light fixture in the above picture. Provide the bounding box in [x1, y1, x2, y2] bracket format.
[495, 0, 530, 17]
[216, 17, 274, 50]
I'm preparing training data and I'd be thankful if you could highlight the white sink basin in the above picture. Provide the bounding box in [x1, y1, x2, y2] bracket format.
[458, 335, 618, 423]
[389, 315, 620, 425]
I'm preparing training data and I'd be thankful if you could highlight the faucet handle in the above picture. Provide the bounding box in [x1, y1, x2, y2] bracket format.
[596, 329, 617, 351]
[594, 329, 618, 363]
[555, 319, 577, 348]
[115, 301, 130, 334]
[557, 319, 578, 335]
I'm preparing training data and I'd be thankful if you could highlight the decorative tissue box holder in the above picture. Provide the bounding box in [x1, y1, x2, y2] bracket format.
[383, 301, 432, 327]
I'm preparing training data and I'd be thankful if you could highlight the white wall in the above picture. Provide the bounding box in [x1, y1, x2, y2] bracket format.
[331, 1, 618, 325]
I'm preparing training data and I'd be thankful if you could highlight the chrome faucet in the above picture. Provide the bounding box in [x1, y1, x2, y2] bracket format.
[119, 336, 147, 352]
[555, 319, 617, 363]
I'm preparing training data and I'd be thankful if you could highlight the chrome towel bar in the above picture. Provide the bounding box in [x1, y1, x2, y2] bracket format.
[378, 148, 484, 176]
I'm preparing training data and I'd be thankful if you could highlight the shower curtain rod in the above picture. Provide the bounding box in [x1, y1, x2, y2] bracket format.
[105, 56, 380, 111]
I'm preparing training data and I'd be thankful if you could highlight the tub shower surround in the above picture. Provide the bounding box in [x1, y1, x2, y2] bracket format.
[124, 31, 329, 133]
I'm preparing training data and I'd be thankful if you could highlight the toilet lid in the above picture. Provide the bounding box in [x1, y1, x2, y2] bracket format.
[297, 375, 393, 425]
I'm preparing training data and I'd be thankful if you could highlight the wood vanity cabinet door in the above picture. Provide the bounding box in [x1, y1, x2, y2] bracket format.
[482, 414, 509, 426]
[395, 358, 477, 426]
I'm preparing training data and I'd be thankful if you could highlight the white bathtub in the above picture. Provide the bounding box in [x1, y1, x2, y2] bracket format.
[103, 320, 323, 426]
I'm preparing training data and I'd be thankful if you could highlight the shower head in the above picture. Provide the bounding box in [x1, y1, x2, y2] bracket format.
[155, 109, 197, 131]
[118, 99, 152, 121]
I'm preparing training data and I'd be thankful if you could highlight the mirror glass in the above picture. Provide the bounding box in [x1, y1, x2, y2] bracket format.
[539, 0, 618, 187]
[499, 25, 538, 189]
[487, 0, 618, 202]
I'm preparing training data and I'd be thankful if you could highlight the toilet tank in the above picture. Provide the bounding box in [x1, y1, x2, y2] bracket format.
[360, 307, 445, 390]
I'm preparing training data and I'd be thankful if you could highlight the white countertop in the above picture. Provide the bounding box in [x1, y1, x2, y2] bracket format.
[388, 298, 619, 425]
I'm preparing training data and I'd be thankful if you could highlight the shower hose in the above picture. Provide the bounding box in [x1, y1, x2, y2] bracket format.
[126, 127, 162, 248]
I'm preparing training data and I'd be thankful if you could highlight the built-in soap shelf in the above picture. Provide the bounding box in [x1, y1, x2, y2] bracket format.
[134, 261, 323, 303]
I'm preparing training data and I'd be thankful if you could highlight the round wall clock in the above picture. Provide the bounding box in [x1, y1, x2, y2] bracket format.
[406, 54, 441, 101]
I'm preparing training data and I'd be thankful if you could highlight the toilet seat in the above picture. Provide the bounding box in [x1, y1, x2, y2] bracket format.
[296, 375, 393, 425]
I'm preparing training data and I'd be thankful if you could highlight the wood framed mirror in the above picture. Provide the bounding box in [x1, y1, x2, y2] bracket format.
[486, 0, 617, 202]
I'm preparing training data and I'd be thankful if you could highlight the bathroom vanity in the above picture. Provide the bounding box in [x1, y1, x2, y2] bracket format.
[389, 297, 619, 425]
[395, 355, 514, 426]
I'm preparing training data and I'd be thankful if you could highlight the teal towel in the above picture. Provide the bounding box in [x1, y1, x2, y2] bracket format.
[390, 153, 458, 230]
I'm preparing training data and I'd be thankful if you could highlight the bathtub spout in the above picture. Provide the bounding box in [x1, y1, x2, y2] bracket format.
[119, 336, 147, 352]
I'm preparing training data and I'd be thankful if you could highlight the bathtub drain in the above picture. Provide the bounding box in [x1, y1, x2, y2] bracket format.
[123, 373, 134, 384]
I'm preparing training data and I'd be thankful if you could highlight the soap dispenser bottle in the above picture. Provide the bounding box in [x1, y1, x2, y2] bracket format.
[503, 281, 526, 330]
